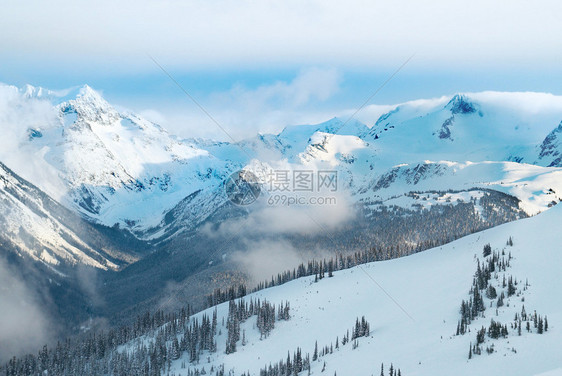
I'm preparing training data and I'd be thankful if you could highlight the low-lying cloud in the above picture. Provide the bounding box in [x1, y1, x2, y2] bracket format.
[0, 257, 52, 362]
[231, 239, 324, 286]
[203, 188, 357, 284]
[207, 190, 356, 238]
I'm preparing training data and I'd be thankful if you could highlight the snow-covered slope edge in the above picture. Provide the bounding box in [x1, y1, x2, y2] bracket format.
[0, 161, 141, 271]
[134, 205, 562, 376]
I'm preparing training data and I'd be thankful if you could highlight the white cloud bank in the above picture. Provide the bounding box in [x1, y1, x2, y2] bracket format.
[0, 84, 68, 200]
[140, 67, 344, 140]
[1, 0, 561, 70]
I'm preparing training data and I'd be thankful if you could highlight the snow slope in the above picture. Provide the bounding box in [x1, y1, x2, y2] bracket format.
[146, 204, 562, 376]
[0, 162, 120, 270]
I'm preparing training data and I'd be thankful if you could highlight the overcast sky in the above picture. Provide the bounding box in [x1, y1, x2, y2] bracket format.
[2, 0, 562, 139]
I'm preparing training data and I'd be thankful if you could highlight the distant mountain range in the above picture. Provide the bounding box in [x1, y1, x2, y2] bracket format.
[6, 86, 562, 242]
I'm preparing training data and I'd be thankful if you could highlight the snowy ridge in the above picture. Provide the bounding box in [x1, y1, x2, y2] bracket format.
[0, 162, 119, 270]
[538, 121, 562, 167]
[356, 161, 562, 215]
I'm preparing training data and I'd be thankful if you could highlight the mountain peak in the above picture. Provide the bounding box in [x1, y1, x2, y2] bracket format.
[446, 93, 477, 114]
[19, 84, 58, 100]
[59, 84, 118, 124]
[17, 84, 105, 104]
[75, 84, 108, 105]
[78, 84, 98, 96]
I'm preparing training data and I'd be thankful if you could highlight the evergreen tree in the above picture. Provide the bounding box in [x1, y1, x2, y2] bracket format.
[312, 341, 318, 361]
[507, 276, 517, 296]
[486, 285, 497, 299]
[483, 243, 492, 257]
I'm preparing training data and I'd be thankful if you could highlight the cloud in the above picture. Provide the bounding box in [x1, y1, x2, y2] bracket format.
[143, 68, 342, 140]
[207, 191, 355, 239]
[197, 162, 358, 288]
[75, 265, 104, 309]
[0, 257, 52, 361]
[222, 67, 341, 108]
[2, 0, 562, 71]
[213, 67, 341, 138]
[271, 196, 355, 233]
[231, 239, 320, 286]
[343, 103, 398, 127]
[0, 84, 67, 200]
[3, 0, 562, 144]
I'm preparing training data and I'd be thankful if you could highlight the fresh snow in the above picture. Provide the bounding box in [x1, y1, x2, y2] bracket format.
[142, 204, 562, 376]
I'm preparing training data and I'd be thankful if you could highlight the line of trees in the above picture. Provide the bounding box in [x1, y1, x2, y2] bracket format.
[259, 316, 373, 376]
[1, 297, 290, 376]
[225, 298, 291, 355]
[459, 239, 551, 360]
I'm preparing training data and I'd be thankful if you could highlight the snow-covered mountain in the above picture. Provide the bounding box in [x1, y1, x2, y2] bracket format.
[23, 85, 234, 232]
[3, 83, 562, 259]
[363, 92, 562, 166]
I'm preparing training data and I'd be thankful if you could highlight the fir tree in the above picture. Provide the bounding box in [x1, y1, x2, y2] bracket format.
[483, 243, 492, 257]
[507, 276, 517, 297]
[312, 341, 318, 361]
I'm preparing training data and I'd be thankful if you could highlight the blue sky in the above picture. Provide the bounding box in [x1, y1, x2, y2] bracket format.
[2, 0, 562, 139]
